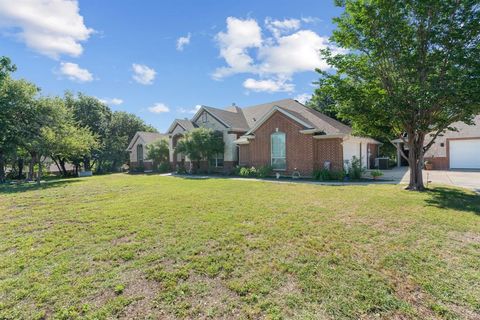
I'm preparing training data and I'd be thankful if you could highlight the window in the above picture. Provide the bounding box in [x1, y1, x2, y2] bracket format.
[271, 131, 286, 170]
[136, 144, 144, 163]
[202, 112, 208, 123]
[209, 153, 224, 167]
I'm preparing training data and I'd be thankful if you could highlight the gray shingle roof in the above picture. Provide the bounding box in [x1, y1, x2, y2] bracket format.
[202, 106, 250, 130]
[176, 119, 197, 131]
[127, 131, 167, 150]
[241, 99, 352, 135]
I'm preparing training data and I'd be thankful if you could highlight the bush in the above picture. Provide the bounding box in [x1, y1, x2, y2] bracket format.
[176, 165, 187, 174]
[256, 165, 273, 178]
[313, 168, 346, 181]
[313, 168, 330, 180]
[370, 169, 383, 179]
[157, 162, 170, 173]
[345, 156, 365, 180]
[131, 165, 145, 173]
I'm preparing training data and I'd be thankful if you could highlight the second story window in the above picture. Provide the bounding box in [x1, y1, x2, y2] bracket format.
[202, 112, 208, 123]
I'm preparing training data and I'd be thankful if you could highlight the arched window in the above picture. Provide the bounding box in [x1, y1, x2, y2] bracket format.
[271, 131, 286, 170]
[137, 144, 144, 163]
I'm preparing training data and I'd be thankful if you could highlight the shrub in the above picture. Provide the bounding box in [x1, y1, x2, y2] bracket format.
[370, 169, 383, 179]
[346, 156, 365, 180]
[256, 165, 273, 178]
[131, 165, 145, 173]
[239, 167, 251, 177]
[157, 162, 170, 173]
[176, 165, 187, 174]
[313, 168, 331, 180]
[313, 168, 346, 181]
[232, 165, 242, 176]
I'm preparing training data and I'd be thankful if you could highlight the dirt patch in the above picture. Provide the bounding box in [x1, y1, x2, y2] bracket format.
[111, 233, 135, 246]
[448, 231, 480, 245]
[119, 270, 168, 319]
[176, 273, 240, 319]
[445, 303, 480, 320]
[385, 271, 439, 319]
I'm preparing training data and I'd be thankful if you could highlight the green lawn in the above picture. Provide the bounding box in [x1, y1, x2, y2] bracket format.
[0, 174, 479, 319]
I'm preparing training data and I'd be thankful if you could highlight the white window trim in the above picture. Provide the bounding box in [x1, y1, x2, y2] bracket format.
[271, 132, 286, 171]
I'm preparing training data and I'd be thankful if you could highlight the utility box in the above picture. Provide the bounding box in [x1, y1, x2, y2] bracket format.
[375, 157, 389, 170]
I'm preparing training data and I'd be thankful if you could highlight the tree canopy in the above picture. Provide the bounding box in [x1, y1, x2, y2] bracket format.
[176, 128, 224, 171]
[313, 0, 480, 190]
[0, 56, 156, 182]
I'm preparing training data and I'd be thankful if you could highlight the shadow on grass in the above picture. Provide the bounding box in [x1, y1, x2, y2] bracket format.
[0, 179, 81, 194]
[426, 187, 480, 215]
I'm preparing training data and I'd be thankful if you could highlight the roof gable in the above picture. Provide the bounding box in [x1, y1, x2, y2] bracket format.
[246, 106, 314, 135]
[126, 131, 166, 150]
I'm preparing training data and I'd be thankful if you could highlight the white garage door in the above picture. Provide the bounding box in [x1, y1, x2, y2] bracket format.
[449, 139, 480, 169]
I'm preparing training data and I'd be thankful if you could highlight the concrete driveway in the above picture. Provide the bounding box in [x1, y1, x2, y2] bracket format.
[379, 167, 480, 192]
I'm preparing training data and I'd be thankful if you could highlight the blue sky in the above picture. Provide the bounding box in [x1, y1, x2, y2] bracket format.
[0, 0, 343, 132]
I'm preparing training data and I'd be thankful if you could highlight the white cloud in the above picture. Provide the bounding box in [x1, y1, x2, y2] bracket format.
[148, 103, 170, 114]
[59, 62, 93, 82]
[213, 16, 334, 92]
[178, 104, 201, 114]
[265, 17, 300, 38]
[213, 17, 262, 79]
[294, 93, 311, 104]
[176, 33, 191, 51]
[99, 97, 123, 106]
[258, 30, 330, 75]
[0, 0, 93, 59]
[243, 78, 294, 93]
[132, 63, 156, 85]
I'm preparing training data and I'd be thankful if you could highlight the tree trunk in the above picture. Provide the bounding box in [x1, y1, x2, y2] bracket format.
[18, 158, 24, 179]
[59, 158, 68, 177]
[0, 150, 5, 183]
[28, 152, 37, 181]
[36, 156, 42, 185]
[406, 133, 426, 191]
[83, 156, 91, 171]
[52, 157, 62, 174]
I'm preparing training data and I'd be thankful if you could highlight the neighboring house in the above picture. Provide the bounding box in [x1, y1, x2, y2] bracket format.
[127, 131, 168, 170]
[394, 115, 480, 170]
[165, 99, 381, 176]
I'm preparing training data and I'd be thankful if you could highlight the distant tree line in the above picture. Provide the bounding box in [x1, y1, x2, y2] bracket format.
[0, 57, 156, 183]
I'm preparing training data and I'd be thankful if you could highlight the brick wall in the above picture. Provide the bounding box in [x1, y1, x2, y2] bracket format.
[313, 138, 344, 171]
[424, 156, 448, 170]
[129, 161, 154, 171]
[241, 111, 314, 176]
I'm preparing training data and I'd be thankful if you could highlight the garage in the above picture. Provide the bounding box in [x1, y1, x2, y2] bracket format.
[449, 139, 480, 169]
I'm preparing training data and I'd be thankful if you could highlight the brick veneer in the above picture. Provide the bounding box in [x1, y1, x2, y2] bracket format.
[424, 157, 448, 170]
[129, 161, 154, 170]
[237, 111, 348, 177]
[313, 138, 344, 171]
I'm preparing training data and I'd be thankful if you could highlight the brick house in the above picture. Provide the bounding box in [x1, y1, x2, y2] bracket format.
[164, 99, 381, 176]
[127, 131, 168, 170]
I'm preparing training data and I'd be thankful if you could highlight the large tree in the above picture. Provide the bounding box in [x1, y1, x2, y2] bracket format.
[146, 139, 170, 170]
[65, 92, 112, 171]
[176, 128, 224, 172]
[316, 0, 480, 190]
[99, 111, 157, 172]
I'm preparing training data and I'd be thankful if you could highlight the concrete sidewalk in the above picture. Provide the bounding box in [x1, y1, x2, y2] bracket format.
[376, 167, 480, 192]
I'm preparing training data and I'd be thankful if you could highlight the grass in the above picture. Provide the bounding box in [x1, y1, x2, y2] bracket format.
[0, 174, 479, 319]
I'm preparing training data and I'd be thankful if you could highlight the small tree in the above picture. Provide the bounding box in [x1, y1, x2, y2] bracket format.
[146, 139, 170, 170]
[315, 0, 480, 191]
[176, 128, 224, 172]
